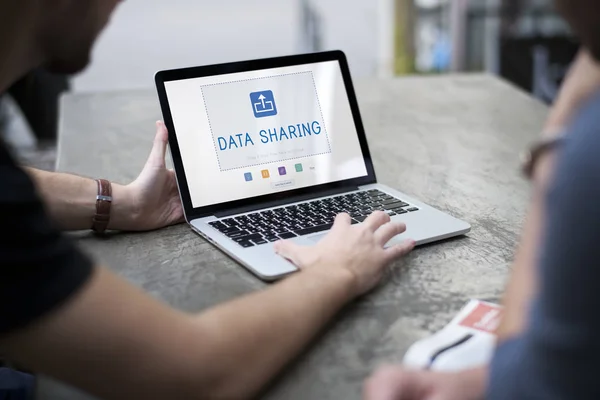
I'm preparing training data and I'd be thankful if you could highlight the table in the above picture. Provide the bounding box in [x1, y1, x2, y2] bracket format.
[38, 74, 547, 399]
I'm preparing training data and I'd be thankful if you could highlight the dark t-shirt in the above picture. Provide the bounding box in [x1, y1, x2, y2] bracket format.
[0, 141, 93, 335]
[487, 91, 600, 398]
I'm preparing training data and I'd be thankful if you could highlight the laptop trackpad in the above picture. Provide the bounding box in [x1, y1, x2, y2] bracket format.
[307, 232, 406, 246]
[307, 233, 327, 243]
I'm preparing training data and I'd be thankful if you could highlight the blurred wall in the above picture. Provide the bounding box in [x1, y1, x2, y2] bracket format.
[311, 0, 383, 77]
[72, 0, 389, 92]
[73, 0, 303, 92]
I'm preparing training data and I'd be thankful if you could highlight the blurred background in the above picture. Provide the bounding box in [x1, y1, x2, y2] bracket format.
[0, 0, 577, 167]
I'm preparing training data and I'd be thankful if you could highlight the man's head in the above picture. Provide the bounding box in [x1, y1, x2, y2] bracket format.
[555, 0, 600, 62]
[0, 0, 121, 76]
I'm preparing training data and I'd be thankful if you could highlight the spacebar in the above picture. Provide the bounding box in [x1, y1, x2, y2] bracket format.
[294, 223, 333, 236]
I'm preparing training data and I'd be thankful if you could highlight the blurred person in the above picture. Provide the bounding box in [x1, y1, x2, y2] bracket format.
[0, 1, 416, 399]
[363, 1, 600, 399]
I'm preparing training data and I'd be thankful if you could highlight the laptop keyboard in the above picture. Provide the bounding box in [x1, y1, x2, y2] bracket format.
[208, 189, 419, 248]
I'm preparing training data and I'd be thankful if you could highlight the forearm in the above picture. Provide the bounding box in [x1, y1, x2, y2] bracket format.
[497, 151, 556, 341]
[24, 168, 134, 231]
[495, 52, 595, 339]
[1, 267, 355, 400]
[188, 269, 355, 398]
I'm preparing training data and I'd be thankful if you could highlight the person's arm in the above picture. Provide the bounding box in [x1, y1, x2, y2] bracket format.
[487, 92, 600, 399]
[25, 121, 183, 231]
[1, 212, 414, 400]
[25, 168, 132, 231]
[363, 49, 600, 400]
[497, 48, 600, 340]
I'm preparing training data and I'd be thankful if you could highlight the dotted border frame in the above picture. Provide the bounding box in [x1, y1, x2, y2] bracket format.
[200, 71, 332, 172]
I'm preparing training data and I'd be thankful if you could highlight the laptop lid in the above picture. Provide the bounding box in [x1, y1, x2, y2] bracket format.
[155, 50, 377, 221]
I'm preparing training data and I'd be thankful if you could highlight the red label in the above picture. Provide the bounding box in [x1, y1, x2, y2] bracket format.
[458, 303, 503, 334]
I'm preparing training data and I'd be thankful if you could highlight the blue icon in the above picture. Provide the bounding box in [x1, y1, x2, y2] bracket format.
[244, 172, 253, 182]
[250, 90, 277, 118]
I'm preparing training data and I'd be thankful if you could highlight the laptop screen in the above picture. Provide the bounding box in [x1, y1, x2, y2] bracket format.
[164, 60, 369, 208]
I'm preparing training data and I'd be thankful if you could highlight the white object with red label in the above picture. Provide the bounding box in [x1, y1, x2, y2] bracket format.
[403, 299, 503, 372]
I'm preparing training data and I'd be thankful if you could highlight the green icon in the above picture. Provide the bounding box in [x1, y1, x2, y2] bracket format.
[295, 163, 303, 172]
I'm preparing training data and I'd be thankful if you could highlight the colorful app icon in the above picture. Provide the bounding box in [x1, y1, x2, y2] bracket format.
[295, 163, 303, 172]
[278, 166, 287, 176]
[250, 90, 277, 118]
[244, 172, 253, 182]
[261, 169, 270, 179]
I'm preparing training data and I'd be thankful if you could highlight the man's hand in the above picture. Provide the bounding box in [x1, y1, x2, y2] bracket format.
[274, 211, 415, 296]
[119, 121, 184, 231]
[363, 366, 487, 400]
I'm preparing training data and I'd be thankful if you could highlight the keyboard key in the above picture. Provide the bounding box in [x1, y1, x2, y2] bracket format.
[355, 216, 368, 222]
[265, 236, 279, 242]
[382, 201, 409, 210]
[209, 222, 227, 230]
[253, 239, 268, 245]
[294, 223, 333, 236]
[392, 208, 408, 214]
[227, 230, 249, 238]
[233, 233, 264, 243]
[407, 207, 419, 212]
[221, 226, 243, 235]
[238, 241, 254, 248]
[381, 198, 403, 206]
[279, 232, 298, 239]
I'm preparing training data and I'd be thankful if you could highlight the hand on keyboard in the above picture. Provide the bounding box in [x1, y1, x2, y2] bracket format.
[273, 211, 415, 296]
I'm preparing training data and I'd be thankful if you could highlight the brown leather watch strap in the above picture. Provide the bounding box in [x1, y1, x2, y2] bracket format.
[92, 179, 112, 233]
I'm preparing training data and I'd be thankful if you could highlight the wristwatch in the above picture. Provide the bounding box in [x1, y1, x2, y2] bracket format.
[521, 135, 566, 179]
[92, 179, 112, 233]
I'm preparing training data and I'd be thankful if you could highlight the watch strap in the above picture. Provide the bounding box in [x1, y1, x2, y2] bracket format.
[521, 135, 566, 179]
[92, 179, 112, 233]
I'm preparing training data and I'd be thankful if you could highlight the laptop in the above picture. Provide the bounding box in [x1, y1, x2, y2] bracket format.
[155, 50, 470, 281]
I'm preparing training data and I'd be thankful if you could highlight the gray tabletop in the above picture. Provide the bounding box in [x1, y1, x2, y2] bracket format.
[38, 74, 546, 399]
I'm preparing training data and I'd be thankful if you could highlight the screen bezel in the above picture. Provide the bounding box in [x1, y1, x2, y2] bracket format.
[155, 50, 377, 220]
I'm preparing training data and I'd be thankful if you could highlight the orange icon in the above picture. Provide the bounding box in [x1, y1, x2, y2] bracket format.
[261, 169, 270, 179]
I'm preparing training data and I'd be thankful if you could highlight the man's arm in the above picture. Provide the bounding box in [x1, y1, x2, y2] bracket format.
[25, 168, 134, 231]
[1, 213, 414, 400]
[2, 266, 353, 399]
[25, 121, 183, 231]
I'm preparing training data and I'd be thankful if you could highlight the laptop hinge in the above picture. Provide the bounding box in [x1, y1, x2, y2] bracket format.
[215, 185, 360, 218]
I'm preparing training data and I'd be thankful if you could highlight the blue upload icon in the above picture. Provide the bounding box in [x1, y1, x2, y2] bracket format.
[250, 90, 278, 118]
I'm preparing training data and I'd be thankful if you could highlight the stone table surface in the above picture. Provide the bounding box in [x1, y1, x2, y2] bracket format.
[38, 74, 547, 400]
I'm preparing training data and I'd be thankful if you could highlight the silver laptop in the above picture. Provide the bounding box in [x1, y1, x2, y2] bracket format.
[155, 50, 470, 280]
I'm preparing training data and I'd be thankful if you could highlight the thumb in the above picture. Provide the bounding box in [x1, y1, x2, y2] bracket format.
[273, 239, 308, 268]
[147, 121, 168, 167]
